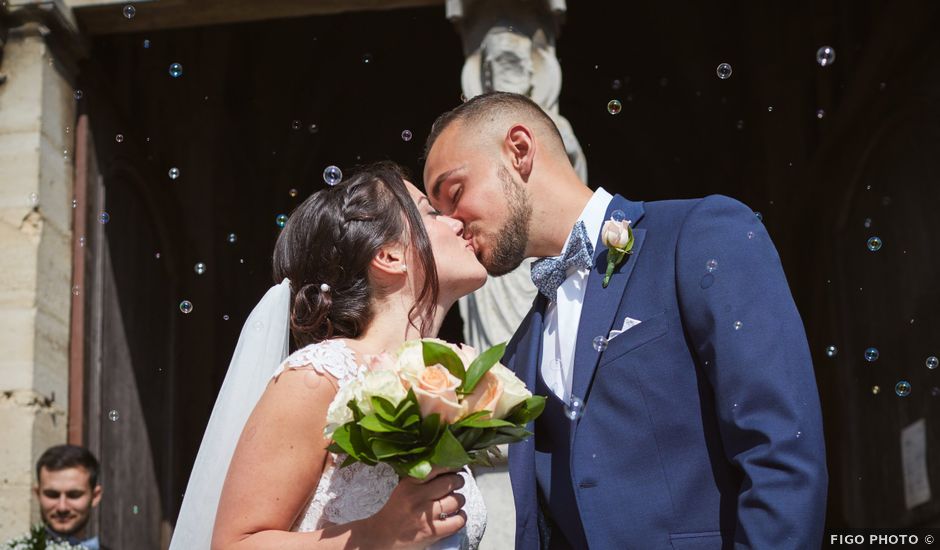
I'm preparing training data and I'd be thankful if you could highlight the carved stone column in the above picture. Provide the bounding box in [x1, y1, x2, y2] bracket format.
[446, 0, 587, 352]
[0, 1, 83, 538]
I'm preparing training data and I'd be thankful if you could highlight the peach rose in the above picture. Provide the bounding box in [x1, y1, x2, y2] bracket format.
[407, 365, 465, 424]
[487, 363, 532, 419]
[462, 371, 504, 419]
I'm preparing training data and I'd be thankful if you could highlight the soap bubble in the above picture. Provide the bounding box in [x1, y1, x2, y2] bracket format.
[168, 63, 183, 78]
[607, 100, 622, 115]
[564, 395, 584, 420]
[168, 167, 180, 180]
[123, 5, 135, 19]
[816, 46, 836, 67]
[716, 63, 732, 80]
[323, 165, 343, 186]
[179, 300, 193, 314]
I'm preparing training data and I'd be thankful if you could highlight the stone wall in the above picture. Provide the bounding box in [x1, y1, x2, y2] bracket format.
[0, 22, 75, 539]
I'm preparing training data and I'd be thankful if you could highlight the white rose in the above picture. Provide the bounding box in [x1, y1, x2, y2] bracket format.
[395, 340, 427, 380]
[487, 363, 532, 419]
[355, 370, 408, 415]
[324, 381, 357, 438]
[323, 371, 407, 439]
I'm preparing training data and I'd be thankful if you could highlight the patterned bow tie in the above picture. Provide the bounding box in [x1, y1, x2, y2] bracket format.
[530, 221, 595, 301]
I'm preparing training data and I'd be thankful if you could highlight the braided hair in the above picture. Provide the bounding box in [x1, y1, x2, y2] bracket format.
[272, 161, 439, 347]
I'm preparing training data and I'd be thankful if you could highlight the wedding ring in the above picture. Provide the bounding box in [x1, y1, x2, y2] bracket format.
[439, 512, 448, 521]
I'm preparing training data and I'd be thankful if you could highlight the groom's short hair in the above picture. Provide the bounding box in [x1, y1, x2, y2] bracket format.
[425, 92, 567, 159]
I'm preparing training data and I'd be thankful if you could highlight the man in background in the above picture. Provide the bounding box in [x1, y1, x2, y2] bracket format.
[34, 444, 107, 550]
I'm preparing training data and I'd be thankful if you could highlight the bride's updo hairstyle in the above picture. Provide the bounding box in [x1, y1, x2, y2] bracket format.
[272, 161, 439, 347]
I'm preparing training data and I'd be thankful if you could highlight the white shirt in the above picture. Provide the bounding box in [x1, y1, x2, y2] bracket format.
[540, 187, 614, 401]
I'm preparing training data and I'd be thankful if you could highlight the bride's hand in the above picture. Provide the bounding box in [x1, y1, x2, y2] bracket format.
[364, 467, 468, 549]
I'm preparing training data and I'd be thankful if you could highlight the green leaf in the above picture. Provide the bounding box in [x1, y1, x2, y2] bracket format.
[420, 412, 442, 442]
[454, 427, 483, 448]
[461, 342, 507, 394]
[470, 426, 534, 449]
[453, 410, 490, 427]
[406, 459, 433, 479]
[359, 414, 408, 433]
[429, 427, 471, 468]
[422, 341, 466, 383]
[347, 399, 364, 422]
[504, 395, 546, 425]
[371, 396, 398, 422]
[400, 413, 421, 427]
[329, 424, 358, 457]
[458, 416, 515, 429]
[349, 425, 377, 463]
[371, 438, 423, 459]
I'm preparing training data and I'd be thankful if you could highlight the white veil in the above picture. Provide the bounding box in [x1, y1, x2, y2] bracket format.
[170, 279, 292, 549]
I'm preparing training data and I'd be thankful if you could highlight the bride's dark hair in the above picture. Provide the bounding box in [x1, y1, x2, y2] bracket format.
[272, 161, 439, 347]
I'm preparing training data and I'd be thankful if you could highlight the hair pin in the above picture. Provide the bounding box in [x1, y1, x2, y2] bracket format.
[319, 283, 331, 293]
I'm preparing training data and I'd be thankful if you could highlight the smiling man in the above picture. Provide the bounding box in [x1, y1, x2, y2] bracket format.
[424, 92, 828, 549]
[33, 445, 107, 550]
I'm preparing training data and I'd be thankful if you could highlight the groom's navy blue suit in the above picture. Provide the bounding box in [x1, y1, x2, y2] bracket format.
[505, 194, 827, 549]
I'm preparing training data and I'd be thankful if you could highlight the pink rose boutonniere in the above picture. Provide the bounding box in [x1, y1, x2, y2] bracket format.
[601, 217, 635, 287]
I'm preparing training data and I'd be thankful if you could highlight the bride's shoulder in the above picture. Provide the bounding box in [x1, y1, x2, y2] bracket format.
[273, 339, 362, 382]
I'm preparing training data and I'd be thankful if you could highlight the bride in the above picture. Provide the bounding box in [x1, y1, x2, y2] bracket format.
[170, 162, 490, 549]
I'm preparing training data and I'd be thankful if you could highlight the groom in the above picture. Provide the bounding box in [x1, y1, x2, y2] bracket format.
[424, 92, 828, 549]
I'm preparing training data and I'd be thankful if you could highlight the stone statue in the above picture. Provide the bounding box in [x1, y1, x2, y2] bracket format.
[446, 0, 587, 351]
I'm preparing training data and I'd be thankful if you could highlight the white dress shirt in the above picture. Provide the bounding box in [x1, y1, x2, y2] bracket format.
[539, 187, 614, 401]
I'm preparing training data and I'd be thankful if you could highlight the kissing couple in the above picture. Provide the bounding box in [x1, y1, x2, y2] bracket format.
[171, 92, 827, 550]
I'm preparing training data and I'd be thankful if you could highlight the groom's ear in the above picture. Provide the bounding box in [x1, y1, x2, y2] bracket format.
[505, 124, 535, 181]
[371, 244, 408, 277]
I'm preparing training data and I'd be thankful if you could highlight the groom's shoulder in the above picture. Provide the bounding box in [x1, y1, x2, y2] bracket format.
[634, 194, 754, 226]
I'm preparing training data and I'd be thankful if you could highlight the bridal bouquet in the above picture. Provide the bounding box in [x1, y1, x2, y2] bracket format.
[325, 339, 545, 479]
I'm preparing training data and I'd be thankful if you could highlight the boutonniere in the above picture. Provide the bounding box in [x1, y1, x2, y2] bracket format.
[601, 217, 635, 288]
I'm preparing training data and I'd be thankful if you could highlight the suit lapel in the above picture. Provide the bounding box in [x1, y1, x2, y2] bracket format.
[570, 196, 647, 402]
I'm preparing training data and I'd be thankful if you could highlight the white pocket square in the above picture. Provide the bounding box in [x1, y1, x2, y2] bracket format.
[607, 317, 642, 340]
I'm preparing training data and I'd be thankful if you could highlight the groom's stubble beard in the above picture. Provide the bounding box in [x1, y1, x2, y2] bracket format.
[481, 164, 532, 276]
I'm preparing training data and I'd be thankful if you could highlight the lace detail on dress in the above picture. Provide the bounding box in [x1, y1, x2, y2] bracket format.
[272, 338, 361, 383]
[274, 339, 487, 549]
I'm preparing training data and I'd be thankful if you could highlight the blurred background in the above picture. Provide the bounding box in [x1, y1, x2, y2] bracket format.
[1, 0, 938, 547]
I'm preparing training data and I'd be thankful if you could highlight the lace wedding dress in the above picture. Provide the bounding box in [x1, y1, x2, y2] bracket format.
[272, 339, 487, 549]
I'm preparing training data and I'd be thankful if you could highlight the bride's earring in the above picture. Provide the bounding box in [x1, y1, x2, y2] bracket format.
[400, 265, 408, 272]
